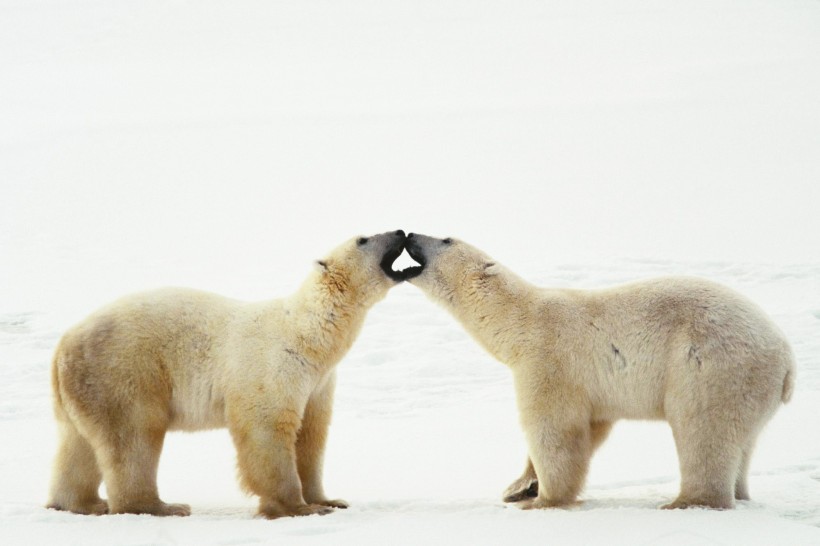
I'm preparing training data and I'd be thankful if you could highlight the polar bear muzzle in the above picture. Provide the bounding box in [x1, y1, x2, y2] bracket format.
[401, 233, 432, 280]
[378, 230, 411, 282]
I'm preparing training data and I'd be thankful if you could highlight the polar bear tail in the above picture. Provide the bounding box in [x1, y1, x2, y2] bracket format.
[51, 350, 65, 417]
[781, 367, 795, 404]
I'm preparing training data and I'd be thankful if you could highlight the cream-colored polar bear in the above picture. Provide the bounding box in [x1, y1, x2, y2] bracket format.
[403, 233, 795, 510]
[47, 230, 408, 519]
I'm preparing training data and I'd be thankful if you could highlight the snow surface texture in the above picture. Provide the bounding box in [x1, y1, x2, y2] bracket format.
[2, 0, 819, 545]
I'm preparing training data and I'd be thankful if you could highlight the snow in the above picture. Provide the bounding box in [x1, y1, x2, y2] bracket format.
[2, 0, 820, 544]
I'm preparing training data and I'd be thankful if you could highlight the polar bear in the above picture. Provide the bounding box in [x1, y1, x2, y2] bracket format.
[47, 230, 408, 519]
[403, 233, 795, 510]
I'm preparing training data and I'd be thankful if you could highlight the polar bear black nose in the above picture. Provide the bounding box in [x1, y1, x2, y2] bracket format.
[395, 230, 406, 239]
[407, 233, 415, 239]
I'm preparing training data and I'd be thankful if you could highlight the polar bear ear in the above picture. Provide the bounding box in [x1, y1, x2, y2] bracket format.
[314, 260, 329, 273]
[482, 262, 499, 276]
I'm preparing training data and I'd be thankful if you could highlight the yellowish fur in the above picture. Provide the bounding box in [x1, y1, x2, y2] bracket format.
[47, 231, 404, 518]
[406, 234, 795, 510]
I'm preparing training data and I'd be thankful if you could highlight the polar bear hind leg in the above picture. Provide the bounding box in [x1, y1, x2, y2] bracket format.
[47, 416, 108, 515]
[92, 422, 190, 516]
[662, 343, 784, 509]
[734, 439, 756, 501]
[663, 416, 742, 510]
[61, 383, 188, 514]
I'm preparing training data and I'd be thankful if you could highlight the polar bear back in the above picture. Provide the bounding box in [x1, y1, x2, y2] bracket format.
[544, 276, 794, 422]
[54, 287, 282, 432]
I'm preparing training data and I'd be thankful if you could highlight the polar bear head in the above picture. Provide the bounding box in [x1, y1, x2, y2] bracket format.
[314, 229, 409, 307]
[402, 232, 501, 306]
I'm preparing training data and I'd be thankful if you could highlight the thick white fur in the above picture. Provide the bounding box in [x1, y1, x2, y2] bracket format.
[47, 231, 404, 518]
[407, 234, 795, 509]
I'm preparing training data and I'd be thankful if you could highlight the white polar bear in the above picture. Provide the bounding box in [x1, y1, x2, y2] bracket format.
[403, 233, 795, 510]
[47, 230, 408, 519]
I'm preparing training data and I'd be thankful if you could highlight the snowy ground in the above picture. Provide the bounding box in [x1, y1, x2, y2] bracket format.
[2, 0, 820, 545]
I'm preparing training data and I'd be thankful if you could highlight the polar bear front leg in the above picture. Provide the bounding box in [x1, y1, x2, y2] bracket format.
[517, 418, 592, 509]
[504, 420, 613, 503]
[228, 403, 334, 519]
[512, 369, 593, 509]
[296, 372, 348, 509]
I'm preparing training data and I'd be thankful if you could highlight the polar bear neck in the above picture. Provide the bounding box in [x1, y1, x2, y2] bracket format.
[285, 271, 373, 369]
[447, 266, 540, 366]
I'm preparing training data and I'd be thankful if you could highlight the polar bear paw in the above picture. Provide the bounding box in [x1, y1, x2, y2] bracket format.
[315, 498, 349, 509]
[258, 502, 336, 519]
[502, 477, 539, 503]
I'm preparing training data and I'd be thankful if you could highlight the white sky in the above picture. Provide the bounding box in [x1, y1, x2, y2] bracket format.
[2, 0, 819, 311]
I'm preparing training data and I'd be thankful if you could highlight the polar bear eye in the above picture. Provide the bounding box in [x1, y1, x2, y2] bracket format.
[442, 238, 453, 245]
[357, 237, 369, 246]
